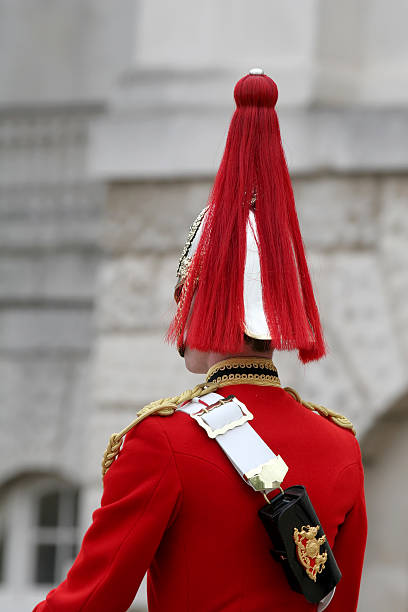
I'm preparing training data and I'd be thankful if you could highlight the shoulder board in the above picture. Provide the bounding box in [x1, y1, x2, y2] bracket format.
[101, 380, 214, 479]
[283, 386, 355, 435]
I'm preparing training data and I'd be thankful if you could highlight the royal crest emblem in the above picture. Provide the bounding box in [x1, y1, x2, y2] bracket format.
[293, 524, 328, 582]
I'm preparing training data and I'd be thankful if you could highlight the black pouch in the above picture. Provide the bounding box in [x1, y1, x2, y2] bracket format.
[258, 485, 341, 604]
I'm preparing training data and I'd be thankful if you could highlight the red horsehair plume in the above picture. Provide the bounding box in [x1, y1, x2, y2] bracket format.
[167, 73, 326, 363]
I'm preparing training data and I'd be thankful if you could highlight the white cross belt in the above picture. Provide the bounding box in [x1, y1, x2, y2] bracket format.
[179, 393, 334, 611]
[178, 392, 288, 493]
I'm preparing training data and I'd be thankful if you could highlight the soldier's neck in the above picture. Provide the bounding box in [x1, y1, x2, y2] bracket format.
[184, 346, 274, 375]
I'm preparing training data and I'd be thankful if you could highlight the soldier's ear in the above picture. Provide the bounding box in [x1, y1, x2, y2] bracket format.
[183, 346, 211, 375]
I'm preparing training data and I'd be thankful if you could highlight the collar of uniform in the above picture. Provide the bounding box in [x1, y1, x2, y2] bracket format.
[205, 356, 281, 387]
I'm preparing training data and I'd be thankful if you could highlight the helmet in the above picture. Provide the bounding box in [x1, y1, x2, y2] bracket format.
[168, 70, 325, 364]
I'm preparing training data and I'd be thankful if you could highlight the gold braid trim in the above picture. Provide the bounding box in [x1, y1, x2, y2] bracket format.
[102, 380, 217, 478]
[206, 356, 278, 379]
[284, 386, 356, 435]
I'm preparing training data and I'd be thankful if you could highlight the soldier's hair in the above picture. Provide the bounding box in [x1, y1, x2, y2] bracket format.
[243, 333, 272, 353]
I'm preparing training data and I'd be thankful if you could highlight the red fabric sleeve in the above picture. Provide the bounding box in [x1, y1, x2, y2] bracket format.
[329, 442, 367, 612]
[32, 417, 182, 612]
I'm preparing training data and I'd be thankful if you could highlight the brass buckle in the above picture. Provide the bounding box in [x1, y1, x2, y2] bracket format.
[191, 395, 253, 439]
[245, 455, 289, 492]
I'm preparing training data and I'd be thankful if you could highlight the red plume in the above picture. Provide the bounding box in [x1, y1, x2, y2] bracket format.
[167, 74, 326, 363]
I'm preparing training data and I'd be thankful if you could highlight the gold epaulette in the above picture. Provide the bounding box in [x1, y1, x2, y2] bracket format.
[101, 380, 219, 479]
[284, 386, 356, 435]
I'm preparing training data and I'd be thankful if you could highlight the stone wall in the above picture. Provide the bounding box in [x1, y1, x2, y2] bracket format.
[359, 392, 408, 610]
[0, 108, 104, 487]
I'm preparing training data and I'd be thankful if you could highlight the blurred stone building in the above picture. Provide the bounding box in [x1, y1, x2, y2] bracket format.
[0, 1, 407, 610]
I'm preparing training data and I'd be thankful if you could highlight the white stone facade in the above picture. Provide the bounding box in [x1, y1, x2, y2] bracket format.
[0, 1, 407, 610]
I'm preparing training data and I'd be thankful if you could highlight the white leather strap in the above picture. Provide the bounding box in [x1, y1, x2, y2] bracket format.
[178, 392, 288, 492]
[317, 587, 336, 611]
[180, 393, 334, 610]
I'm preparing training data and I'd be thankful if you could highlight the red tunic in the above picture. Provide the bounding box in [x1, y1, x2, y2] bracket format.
[33, 382, 367, 611]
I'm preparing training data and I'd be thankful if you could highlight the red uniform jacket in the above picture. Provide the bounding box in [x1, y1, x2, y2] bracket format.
[33, 380, 367, 612]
